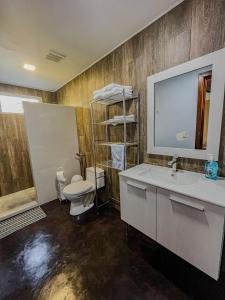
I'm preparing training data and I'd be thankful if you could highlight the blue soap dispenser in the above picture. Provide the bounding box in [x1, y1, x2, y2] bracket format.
[205, 154, 218, 180]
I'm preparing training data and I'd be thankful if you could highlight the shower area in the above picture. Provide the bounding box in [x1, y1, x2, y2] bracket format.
[0, 94, 38, 220]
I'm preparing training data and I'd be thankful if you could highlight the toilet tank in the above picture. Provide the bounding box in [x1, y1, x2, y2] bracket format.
[86, 167, 105, 189]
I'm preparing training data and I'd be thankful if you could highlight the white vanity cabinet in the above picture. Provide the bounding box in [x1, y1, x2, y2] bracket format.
[157, 188, 225, 280]
[120, 176, 157, 240]
[119, 164, 225, 280]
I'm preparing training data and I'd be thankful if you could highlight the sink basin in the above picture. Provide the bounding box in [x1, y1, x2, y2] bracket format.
[138, 168, 199, 186]
[120, 163, 225, 209]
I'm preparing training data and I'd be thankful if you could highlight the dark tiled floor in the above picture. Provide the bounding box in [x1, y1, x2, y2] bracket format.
[0, 201, 224, 300]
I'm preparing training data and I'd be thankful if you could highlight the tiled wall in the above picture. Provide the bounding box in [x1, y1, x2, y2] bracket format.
[56, 0, 225, 207]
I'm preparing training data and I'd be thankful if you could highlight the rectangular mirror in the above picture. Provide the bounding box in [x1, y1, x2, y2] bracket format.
[147, 48, 225, 160]
[155, 65, 212, 150]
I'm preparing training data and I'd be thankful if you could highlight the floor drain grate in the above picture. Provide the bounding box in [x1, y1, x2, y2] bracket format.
[0, 207, 46, 239]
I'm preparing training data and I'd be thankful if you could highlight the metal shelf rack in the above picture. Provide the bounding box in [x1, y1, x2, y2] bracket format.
[90, 88, 140, 212]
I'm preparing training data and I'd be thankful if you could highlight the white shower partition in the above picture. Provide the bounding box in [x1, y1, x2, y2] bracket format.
[23, 102, 80, 205]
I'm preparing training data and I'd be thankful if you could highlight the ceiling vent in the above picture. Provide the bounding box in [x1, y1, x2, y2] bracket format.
[46, 49, 66, 62]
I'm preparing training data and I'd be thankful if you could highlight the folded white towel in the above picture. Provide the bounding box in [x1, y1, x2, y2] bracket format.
[105, 83, 132, 91]
[111, 144, 125, 170]
[95, 86, 132, 95]
[103, 115, 135, 126]
[113, 114, 135, 120]
[93, 83, 132, 96]
[94, 87, 132, 101]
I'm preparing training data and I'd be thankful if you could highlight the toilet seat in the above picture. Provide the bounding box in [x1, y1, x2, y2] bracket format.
[63, 180, 94, 198]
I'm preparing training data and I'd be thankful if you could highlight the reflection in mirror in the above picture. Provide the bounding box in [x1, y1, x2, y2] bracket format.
[195, 71, 212, 149]
[154, 65, 212, 150]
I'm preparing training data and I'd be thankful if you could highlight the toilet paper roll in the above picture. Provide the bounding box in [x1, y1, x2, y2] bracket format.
[56, 171, 66, 182]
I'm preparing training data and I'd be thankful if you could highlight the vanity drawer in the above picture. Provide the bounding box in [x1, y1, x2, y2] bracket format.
[156, 188, 225, 280]
[120, 176, 157, 240]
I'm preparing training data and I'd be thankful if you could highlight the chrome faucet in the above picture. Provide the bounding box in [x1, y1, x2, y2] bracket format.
[168, 154, 178, 175]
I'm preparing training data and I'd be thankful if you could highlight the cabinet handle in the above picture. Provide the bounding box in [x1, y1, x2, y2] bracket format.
[169, 195, 205, 212]
[126, 181, 147, 191]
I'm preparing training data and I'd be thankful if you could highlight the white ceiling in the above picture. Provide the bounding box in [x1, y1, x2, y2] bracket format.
[0, 0, 182, 92]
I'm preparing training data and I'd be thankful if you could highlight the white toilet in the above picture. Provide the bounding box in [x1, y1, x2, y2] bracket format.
[63, 167, 104, 216]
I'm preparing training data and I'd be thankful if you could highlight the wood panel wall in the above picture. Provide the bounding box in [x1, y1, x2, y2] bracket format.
[0, 83, 56, 104]
[0, 83, 56, 196]
[0, 114, 33, 196]
[56, 0, 225, 208]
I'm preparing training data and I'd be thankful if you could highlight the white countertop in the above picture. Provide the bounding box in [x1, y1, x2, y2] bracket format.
[119, 164, 225, 208]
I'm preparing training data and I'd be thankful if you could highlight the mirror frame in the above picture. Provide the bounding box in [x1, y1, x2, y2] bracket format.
[147, 48, 225, 160]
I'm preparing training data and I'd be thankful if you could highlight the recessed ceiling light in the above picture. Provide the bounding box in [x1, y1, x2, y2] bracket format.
[23, 64, 36, 71]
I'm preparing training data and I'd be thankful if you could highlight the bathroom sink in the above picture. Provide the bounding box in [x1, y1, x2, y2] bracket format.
[138, 168, 199, 186]
[120, 163, 225, 209]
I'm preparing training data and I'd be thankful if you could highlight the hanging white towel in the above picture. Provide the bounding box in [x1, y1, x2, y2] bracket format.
[111, 144, 125, 170]
[82, 190, 95, 207]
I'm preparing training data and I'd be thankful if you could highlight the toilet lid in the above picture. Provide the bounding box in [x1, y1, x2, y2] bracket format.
[63, 180, 93, 196]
